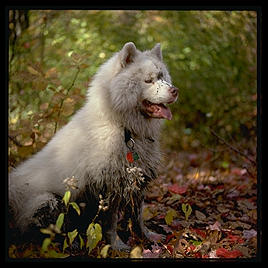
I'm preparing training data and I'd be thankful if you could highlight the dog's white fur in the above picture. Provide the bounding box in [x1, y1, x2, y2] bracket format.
[9, 42, 177, 244]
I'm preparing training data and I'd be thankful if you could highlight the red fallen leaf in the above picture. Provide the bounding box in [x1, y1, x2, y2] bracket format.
[168, 184, 188, 194]
[215, 184, 224, 189]
[216, 248, 243, 258]
[166, 244, 174, 254]
[226, 234, 244, 244]
[231, 168, 247, 176]
[191, 228, 206, 238]
[194, 252, 202, 258]
[165, 233, 175, 243]
[156, 214, 166, 220]
[189, 245, 196, 251]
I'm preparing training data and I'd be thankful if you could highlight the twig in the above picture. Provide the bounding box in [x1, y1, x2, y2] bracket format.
[209, 128, 256, 166]
[54, 66, 80, 134]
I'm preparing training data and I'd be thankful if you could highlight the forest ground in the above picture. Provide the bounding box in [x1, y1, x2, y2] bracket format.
[8, 140, 259, 260]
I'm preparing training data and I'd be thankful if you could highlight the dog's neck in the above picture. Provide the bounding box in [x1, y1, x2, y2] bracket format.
[124, 127, 155, 145]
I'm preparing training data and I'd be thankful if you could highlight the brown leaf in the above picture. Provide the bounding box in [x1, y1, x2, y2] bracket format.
[142, 206, 154, 221]
[27, 66, 40, 76]
[195, 210, 206, 220]
[62, 98, 75, 116]
[40, 103, 49, 111]
[45, 67, 58, 79]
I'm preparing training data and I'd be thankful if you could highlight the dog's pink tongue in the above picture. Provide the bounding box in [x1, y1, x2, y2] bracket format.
[155, 104, 172, 120]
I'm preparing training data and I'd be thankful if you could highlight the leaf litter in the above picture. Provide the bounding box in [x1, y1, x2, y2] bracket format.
[9, 149, 258, 259]
[140, 149, 258, 259]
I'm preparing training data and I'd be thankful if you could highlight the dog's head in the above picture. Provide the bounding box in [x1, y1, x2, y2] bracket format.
[109, 42, 178, 120]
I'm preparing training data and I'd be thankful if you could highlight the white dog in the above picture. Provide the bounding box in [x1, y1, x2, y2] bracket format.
[9, 42, 178, 249]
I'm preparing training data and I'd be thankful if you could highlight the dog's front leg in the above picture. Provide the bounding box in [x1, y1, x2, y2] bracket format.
[101, 197, 130, 251]
[128, 199, 165, 243]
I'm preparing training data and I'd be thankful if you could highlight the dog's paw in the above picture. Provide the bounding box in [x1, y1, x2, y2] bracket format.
[144, 229, 166, 243]
[111, 234, 131, 251]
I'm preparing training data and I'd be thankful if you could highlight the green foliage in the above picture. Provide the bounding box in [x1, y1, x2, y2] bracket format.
[67, 229, 78, 245]
[8, 10, 257, 164]
[69, 202, 81, 215]
[55, 213, 64, 231]
[62, 190, 71, 206]
[100, 244, 111, 258]
[165, 208, 177, 225]
[86, 223, 102, 254]
[182, 203, 192, 221]
[39, 188, 103, 257]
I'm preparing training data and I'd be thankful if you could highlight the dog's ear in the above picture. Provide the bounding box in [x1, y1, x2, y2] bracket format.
[120, 42, 137, 67]
[151, 43, 162, 61]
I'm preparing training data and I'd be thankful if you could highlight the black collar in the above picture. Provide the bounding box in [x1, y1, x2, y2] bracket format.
[124, 127, 155, 145]
[124, 128, 133, 145]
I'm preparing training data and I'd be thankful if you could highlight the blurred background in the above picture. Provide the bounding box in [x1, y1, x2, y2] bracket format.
[8, 10, 257, 166]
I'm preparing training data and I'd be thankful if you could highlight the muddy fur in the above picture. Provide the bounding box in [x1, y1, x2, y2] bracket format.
[9, 42, 178, 249]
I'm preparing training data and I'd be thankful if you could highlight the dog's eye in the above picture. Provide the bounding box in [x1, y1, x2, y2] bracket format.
[145, 79, 153, 83]
[157, 72, 163, 80]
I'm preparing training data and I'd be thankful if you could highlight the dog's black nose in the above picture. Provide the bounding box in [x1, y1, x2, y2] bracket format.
[169, 87, 178, 98]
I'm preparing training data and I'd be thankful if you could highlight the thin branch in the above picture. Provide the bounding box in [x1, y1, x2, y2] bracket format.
[54, 66, 80, 134]
[209, 128, 256, 166]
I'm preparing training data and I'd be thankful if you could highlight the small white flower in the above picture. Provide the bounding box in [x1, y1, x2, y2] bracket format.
[63, 176, 78, 190]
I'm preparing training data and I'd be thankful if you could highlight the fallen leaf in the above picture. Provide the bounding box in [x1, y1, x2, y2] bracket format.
[166, 194, 182, 205]
[195, 210, 206, 220]
[142, 206, 154, 221]
[216, 247, 243, 258]
[243, 229, 257, 240]
[168, 184, 188, 194]
[100, 244, 111, 258]
[209, 221, 221, 231]
[143, 249, 156, 258]
[165, 208, 177, 225]
[146, 232, 164, 242]
[208, 250, 218, 258]
[130, 246, 143, 258]
[231, 168, 247, 176]
[226, 233, 244, 244]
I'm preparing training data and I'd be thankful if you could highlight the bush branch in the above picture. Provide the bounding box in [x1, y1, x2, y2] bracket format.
[54, 66, 80, 134]
[209, 128, 256, 166]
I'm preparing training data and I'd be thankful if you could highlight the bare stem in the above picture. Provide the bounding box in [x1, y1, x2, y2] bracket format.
[210, 128, 256, 166]
[54, 66, 80, 134]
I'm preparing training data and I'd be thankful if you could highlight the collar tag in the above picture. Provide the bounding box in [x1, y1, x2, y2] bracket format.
[124, 128, 139, 163]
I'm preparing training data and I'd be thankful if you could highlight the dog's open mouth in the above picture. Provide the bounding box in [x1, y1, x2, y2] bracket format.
[142, 100, 173, 120]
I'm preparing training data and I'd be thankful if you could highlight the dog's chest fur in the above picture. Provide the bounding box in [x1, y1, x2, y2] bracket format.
[83, 125, 161, 202]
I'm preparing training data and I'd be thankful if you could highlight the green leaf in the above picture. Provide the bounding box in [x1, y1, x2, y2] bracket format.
[100, 244, 111, 258]
[45, 249, 69, 258]
[79, 234, 85, 249]
[182, 203, 192, 221]
[40, 228, 54, 235]
[69, 202, 81, 215]
[55, 213, 65, 231]
[41, 238, 51, 252]
[190, 240, 202, 246]
[165, 208, 177, 225]
[63, 238, 68, 252]
[68, 229, 78, 245]
[62, 190, 71, 206]
[86, 223, 102, 253]
[221, 161, 230, 169]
